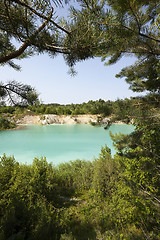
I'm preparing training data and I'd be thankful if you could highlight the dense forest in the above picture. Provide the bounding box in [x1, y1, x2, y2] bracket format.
[0, 0, 160, 239]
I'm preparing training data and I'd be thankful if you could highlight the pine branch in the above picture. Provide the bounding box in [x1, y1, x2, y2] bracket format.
[0, 11, 53, 64]
[5, 88, 16, 105]
[129, 2, 141, 33]
[0, 81, 38, 105]
[45, 44, 70, 54]
[11, 0, 70, 35]
[122, 24, 160, 44]
[0, 40, 30, 64]
[4, 0, 24, 42]
[1, 84, 28, 101]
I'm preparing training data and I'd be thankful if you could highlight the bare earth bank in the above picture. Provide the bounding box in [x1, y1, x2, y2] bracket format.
[16, 114, 102, 125]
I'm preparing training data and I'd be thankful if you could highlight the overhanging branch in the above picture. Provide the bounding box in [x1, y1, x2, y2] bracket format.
[11, 0, 70, 35]
[122, 25, 160, 44]
[0, 11, 53, 64]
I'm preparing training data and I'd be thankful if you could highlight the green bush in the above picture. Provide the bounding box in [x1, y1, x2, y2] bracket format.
[0, 116, 16, 130]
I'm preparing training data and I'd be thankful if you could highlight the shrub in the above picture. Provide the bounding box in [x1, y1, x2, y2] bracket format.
[0, 116, 16, 130]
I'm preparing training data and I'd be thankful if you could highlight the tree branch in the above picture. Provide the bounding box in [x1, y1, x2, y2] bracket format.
[6, 88, 16, 105]
[122, 24, 160, 44]
[45, 44, 70, 54]
[11, 0, 70, 35]
[4, 0, 24, 42]
[129, 3, 141, 33]
[0, 81, 38, 105]
[0, 11, 53, 64]
[0, 40, 30, 64]
[1, 84, 27, 101]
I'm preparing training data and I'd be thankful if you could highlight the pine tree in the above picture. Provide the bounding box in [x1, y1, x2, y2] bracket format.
[65, 0, 160, 92]
[0, 0, 70, 105]
[0, 0, 70, 69]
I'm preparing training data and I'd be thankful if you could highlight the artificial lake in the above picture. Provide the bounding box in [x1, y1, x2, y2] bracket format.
[0, 124, 134, 165]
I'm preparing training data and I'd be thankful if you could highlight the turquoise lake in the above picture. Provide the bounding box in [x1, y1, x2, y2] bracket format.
[0, 124, 134, 165]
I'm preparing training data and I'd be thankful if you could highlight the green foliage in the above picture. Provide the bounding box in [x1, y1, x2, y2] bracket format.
[110, 94, 160, 123]
[0, 116, 15, 130]
[0, 81, 39, 106]
[0, 0, 68, 67]
[0, 0, 159, 94]
[0, 105, 15, 114]
[65, 0, 160, 92]
[92, 146, 118, 197]
[0, 129, 160, 240]
[49, 160, 92, 204]
[28, 99, 112, 116]
[109, 119, 160, 237]
[0, 156, 62, 240]
[0, 2, 160, 239]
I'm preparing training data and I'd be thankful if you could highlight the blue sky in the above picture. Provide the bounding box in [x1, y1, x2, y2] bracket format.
[1, 53, 143, 104]
[0, 3, 145, 105]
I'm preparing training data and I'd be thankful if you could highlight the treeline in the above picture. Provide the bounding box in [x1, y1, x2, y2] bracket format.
[1, 94, 160, 123]
[0, 99, 111, 116]
[0, 116, 160, 239]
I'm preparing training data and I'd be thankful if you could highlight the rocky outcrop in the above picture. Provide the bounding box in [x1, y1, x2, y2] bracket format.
[17, 114, 99, 125]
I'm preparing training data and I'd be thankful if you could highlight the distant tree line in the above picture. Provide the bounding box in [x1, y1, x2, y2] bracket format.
[0, 98, 111, 116]
[1, 94, 159, 125]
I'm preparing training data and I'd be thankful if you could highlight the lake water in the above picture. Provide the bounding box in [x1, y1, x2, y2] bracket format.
[0, 124, 134, 165]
